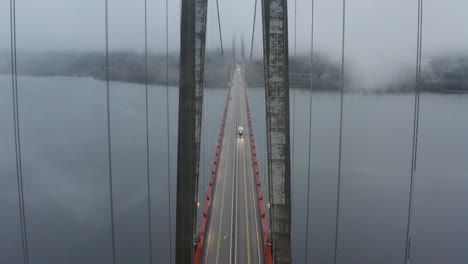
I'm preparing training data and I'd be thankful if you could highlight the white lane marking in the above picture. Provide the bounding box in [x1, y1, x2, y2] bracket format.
[230, 132, 237, 257]
[229, 91, 236, 264]
[234, 82, 239, 264]
[229, 79, 237, 264]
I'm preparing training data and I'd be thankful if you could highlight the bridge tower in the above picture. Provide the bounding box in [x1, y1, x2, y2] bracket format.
[261, 0, 292, 263]
[176, 0, 208, 263]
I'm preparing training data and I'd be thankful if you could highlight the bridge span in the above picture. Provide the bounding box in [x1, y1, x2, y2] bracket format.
[195, 65, 269, 264]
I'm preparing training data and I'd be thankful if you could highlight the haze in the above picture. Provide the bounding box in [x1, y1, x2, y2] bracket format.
[1, 0, 467, 89]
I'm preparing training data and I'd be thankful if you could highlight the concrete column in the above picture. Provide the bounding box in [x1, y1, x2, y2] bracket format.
[176, 0, 208, 263]
[261, 0, 292, 263]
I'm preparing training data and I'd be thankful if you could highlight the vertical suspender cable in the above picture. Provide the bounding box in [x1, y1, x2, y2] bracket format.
[104, 1, 117, 263]
[144, 0, 154, 263]
[10, 0, 29, 263]
[166, 0, 172, 263]
[201, 95, 205, 200]
[291, 0, 297, 228]
[204, 0, 210, 199]
[249, 0, 258, 61]
[304, 1, 314, 262]
[208, 0, 212, 201]
[334, 0, 346, 263]
[405, 0, 423, 263]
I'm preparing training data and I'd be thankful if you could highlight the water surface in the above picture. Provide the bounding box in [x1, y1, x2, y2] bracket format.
[1, 75, 467, 263]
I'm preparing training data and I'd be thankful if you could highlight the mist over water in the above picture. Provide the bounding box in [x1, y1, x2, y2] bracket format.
[2, 0, 468, 89]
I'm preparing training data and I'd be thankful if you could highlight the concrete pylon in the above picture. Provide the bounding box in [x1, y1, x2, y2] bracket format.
[176, 0, 208, 263]
[261, 0, 292, 263]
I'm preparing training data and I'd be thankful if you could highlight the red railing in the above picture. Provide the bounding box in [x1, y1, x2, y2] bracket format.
[244, 86, 273, 264]
[193, 75, 272, 263]
[193, 87, 231, 264]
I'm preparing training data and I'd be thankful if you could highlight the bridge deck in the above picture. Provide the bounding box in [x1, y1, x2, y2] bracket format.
[202, 66, 265, 264]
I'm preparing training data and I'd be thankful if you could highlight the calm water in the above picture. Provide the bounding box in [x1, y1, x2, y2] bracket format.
[1, 75, 467, 263]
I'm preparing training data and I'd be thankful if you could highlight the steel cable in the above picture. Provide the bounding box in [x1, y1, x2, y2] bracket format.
[249, 0, 258, 61]
[10, 0, 29, 263]
[405, 0, 424, 263]
[215, 0, 224, 56]
[104, 1, 117, 263]
[291, 0, 297, 184]
[143, 0, 154, 263]
[166, 0, 173, 263]
[291, 1, 297, 249]
[333, 0, 346, 262]
[305, 1, 315, 263]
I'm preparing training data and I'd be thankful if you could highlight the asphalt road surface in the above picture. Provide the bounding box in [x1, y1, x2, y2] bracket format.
[202, 66, 264, 264]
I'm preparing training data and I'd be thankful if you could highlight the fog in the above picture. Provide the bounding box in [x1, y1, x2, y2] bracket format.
[290, 0, 468, 89]
[1, 0, 467, 89]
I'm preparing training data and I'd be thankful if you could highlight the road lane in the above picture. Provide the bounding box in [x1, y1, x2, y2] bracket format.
[235, 70, 264, 264]
[203, 82, 236, 264]
[240, 79, 263, 264]
[202, 66, 264, 263]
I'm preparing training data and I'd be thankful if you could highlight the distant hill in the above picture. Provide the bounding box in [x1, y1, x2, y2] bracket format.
[421, 55, 468, 93]
[0, 50, 231, 88]
[1, 50, 466, 93]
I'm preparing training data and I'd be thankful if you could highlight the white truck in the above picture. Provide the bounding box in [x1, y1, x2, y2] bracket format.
[237, 126, 244, 138]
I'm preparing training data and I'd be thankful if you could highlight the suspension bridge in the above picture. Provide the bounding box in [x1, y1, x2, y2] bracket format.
[195, 62, 269, 264]
[4, 0, 435, 263]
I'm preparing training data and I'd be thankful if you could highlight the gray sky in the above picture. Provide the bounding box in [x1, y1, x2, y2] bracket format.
[1, 0, 467, 87]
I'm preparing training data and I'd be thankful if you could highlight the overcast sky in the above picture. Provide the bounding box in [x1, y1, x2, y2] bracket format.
[1, 0, 467, 87]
